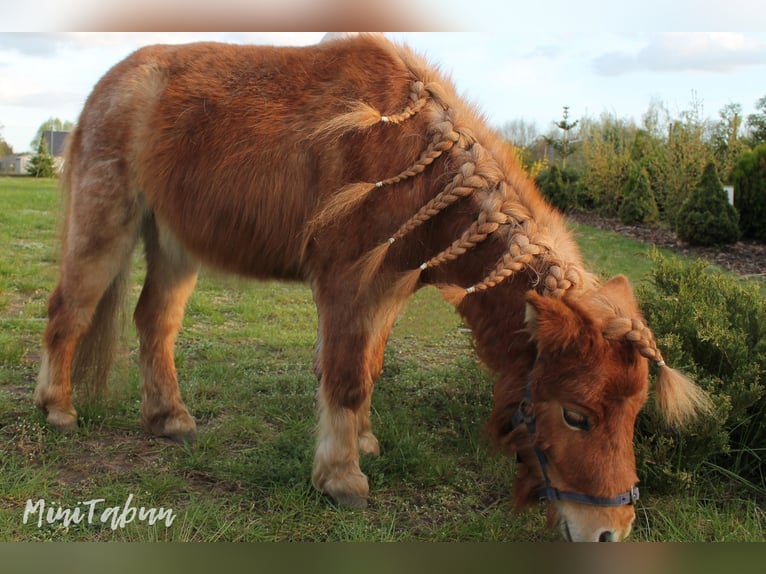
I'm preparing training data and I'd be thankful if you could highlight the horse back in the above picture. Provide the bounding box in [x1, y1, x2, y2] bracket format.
[71, 37, 420, 279]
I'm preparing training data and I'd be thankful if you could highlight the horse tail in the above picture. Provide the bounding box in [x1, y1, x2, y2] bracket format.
[70, 263, 131, 404]
[57, 144, 133, 405]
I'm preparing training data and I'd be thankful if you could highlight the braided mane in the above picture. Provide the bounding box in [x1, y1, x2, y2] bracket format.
[307, 37, 711, 425]
[308, 42, 589, 303]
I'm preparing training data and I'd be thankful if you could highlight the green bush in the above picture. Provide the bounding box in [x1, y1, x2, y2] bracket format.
[619, 166, 659, 224]
[25, 137, 56, 178]
[536, 165, 577, 212]
[636, 252, 766, 494]
[731, 143, 766, 241]
[676, 162, 740, 245]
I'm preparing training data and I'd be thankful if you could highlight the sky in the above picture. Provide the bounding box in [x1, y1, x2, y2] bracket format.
[1, 2, 766, 153]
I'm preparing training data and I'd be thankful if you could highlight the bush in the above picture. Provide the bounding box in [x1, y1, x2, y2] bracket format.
[619, 166, 659, 224]
[26, 136, 56, 178]
[636, 252, 766, 494]
[731, 143, 766, 241]
[676, 161, 740, 245]
[536, 165, 577, 212]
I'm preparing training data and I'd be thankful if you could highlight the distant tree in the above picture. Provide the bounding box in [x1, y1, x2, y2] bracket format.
[663, 95, 714, 225]
[619, 166, 659, 225]
[30, 117, 74, 151]
[746, 95, 766, 146]
[575, 113, 635, 215]
[709, 102, 748, 182]
[552, 106, 579, 169]
[26, 136, 56, 178]
[500, 118, 539, 149]
[676, 162, 739, 246]
[731, 143, 766, 241]
[0, 122, 12, 157]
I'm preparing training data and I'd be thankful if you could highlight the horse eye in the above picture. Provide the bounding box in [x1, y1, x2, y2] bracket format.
[562, 408, 591, 431]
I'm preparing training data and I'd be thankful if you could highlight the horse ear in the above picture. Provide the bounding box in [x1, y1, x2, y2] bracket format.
[525, 291, 589, 352]
[600, 275, 634, 301]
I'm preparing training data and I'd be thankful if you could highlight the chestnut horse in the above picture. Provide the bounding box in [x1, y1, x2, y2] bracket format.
[34, 35, 710, 541]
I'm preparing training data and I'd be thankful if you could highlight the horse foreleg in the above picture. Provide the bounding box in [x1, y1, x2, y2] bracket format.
[134, 222, 199, 443]
[313, 382, 370, 508]
[310, 295, 402, 507]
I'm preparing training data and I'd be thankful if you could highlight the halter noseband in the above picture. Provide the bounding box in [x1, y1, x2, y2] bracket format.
[511, 392, 640, 508]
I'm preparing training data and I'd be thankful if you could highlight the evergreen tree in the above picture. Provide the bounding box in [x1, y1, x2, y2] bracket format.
[619, 166, 659, 225]
[746, 95, 766, 146]
[552, 106, 579, 170]
[731, 143, 766, 241]
[676, 162, 740, 246]
[537, 164, 575, 212]
[26, 136, 56, 178]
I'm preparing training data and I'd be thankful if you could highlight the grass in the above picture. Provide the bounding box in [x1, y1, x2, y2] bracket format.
[0, 176, 763, 542]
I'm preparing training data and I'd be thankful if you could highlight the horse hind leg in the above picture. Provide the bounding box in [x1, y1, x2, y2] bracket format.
[134, 220, 199, 443]
[35, 188, 140, 432]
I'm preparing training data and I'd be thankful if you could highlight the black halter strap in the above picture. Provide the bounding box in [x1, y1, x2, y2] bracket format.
[511, 394, 640, 508]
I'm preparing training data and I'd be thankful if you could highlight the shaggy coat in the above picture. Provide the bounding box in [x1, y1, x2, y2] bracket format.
[35, 35, 710, 541]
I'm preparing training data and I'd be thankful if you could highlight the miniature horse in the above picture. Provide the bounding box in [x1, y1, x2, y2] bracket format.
[34, 35, 710, 541]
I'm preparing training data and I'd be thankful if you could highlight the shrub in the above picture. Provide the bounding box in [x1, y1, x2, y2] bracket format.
[26, 136, 56, 178]
[731, 143, 766, 241]
[636, 252, 766, 494]
[536, 165, 577, 212]
[618, 166, 659, 225]
[676, 161, 740, 246]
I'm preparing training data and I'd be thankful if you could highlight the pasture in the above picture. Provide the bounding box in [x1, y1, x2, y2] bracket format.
[0, 177, 762, 541]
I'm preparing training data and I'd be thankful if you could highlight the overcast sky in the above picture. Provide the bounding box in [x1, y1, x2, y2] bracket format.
[1, 3, 766, 153]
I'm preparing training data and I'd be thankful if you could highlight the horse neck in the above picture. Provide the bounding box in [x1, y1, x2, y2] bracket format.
[458, 277, 536, 385]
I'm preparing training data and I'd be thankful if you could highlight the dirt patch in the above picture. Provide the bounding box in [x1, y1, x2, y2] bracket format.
[567, 212, 766, 278]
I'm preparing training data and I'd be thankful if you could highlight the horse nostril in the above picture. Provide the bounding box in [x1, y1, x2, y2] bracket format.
[598, 530, 615, 542]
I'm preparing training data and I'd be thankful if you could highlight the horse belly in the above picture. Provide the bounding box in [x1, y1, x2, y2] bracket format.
[149, 174, 314, 281]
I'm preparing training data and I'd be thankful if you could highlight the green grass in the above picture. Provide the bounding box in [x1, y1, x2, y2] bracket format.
[0, 176, 763, 541]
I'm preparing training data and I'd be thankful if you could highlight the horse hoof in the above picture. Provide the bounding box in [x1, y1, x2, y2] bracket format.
[143, 410, 197, 443]
[46, 409, 78, 433]
[312, 469, 370, 508]
[332, 491, 369, 509]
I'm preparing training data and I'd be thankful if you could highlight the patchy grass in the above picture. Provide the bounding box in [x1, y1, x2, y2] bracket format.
[0, 176, 762, 541]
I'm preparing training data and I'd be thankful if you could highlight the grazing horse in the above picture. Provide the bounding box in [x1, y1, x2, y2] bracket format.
[34, 34, 711, 541]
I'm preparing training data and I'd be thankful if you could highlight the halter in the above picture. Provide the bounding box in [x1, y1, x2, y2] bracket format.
[511, 386, 640, 508]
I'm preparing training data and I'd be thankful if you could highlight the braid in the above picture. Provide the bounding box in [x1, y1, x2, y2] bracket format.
[425, 209, 509, 269]
[378, 81, 429, 124]
[603, 317, 663, 363]
[375, 117, 460, 187]
[601, 315, 712, 426]
[308, 88, 460, 233]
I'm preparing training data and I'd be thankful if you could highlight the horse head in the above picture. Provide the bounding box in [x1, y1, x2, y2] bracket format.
[495, 275, 710, 541]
